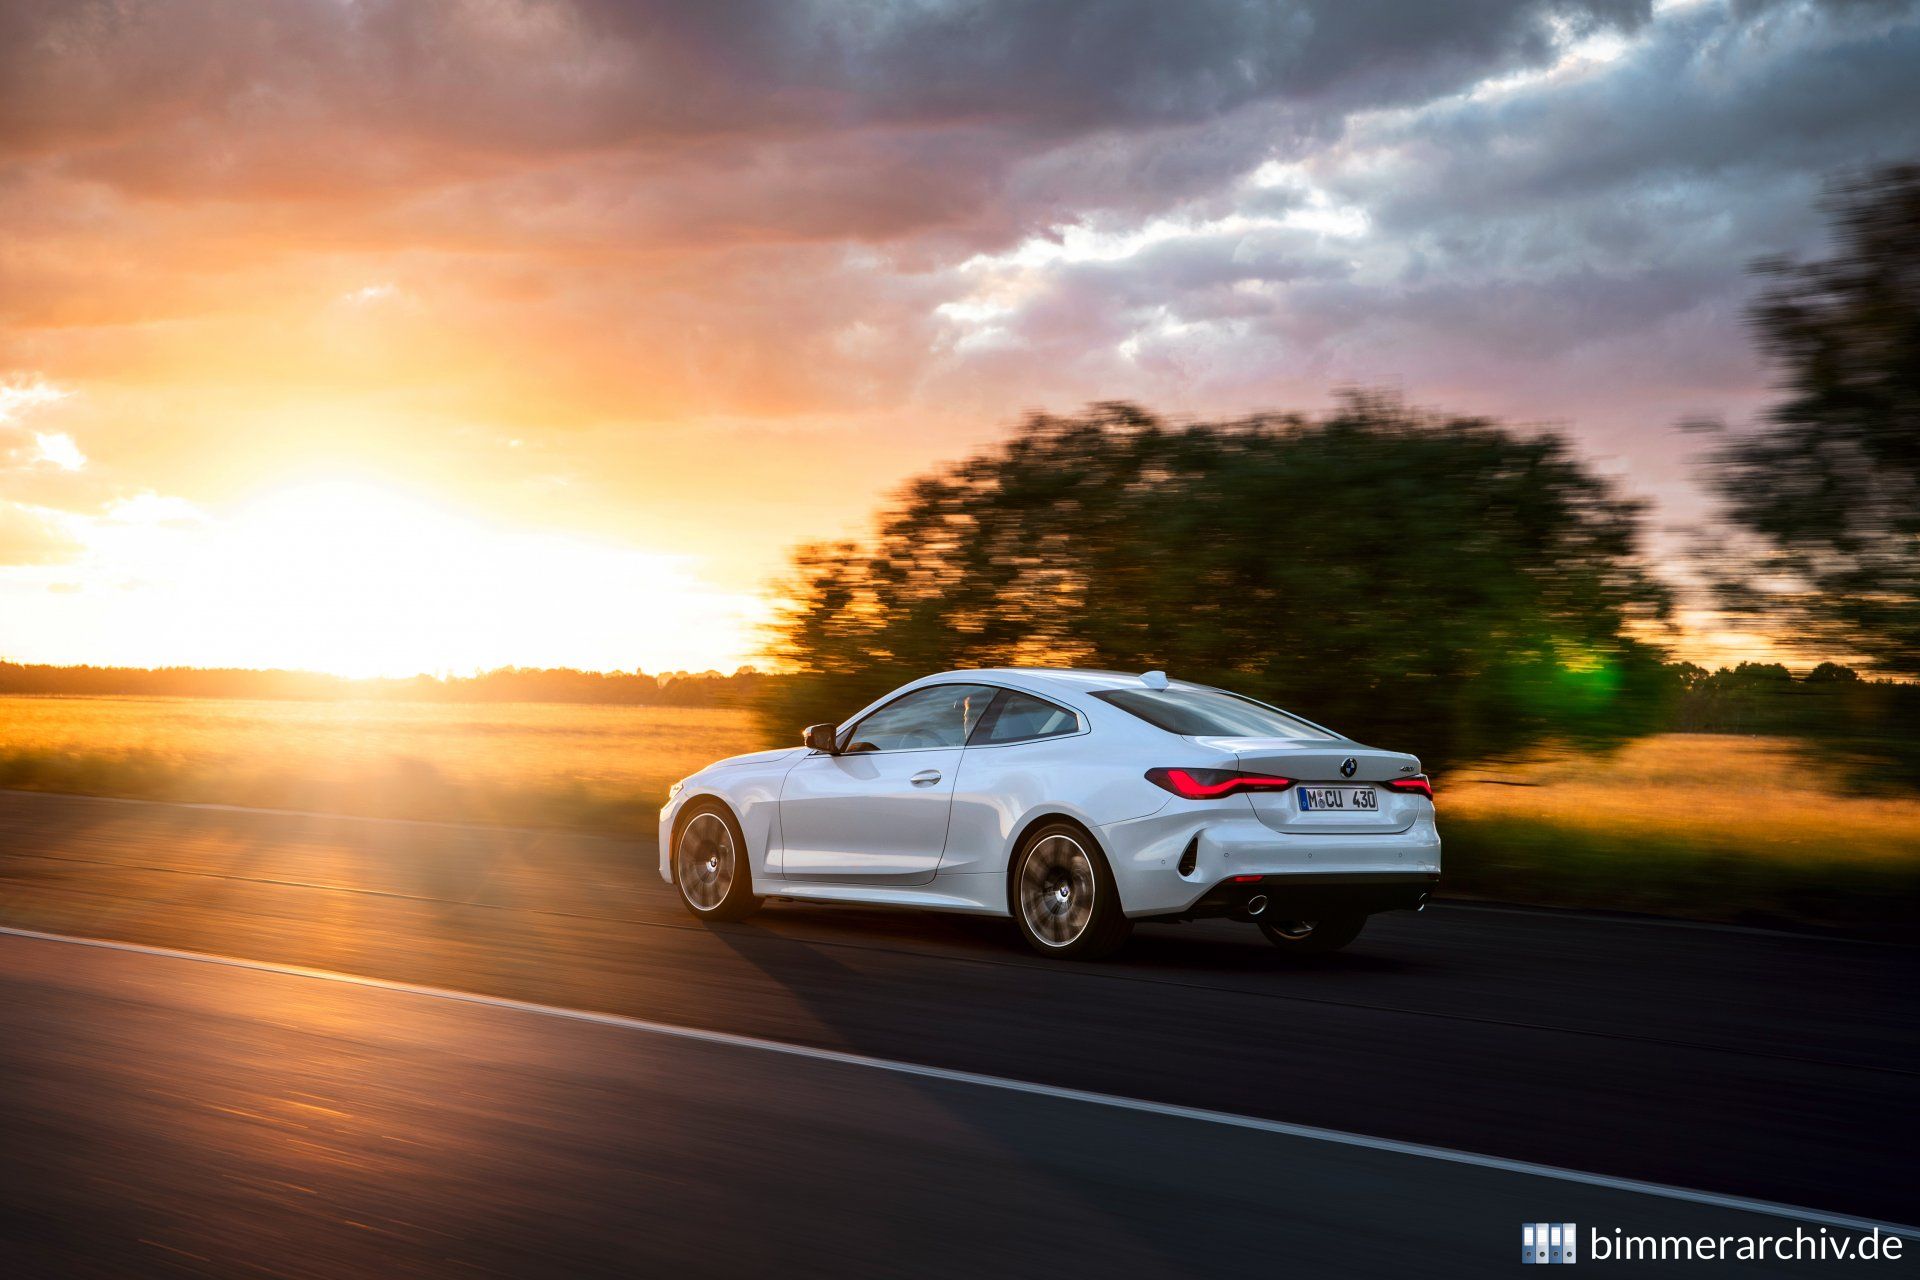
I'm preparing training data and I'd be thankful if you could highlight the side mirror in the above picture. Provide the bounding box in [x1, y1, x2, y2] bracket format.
[802, 723, 840, 754]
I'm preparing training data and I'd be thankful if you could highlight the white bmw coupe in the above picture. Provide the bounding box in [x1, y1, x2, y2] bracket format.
[660, 668, 1440, 959]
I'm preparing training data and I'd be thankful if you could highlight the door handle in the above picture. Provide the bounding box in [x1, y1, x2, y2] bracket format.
[910, 769, 942, 786]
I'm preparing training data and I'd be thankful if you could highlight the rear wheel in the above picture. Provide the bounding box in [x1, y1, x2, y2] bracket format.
[1011, 822, 1131, 960]
[1259, 913, 1365, 954]
[673, 803, 759, 922]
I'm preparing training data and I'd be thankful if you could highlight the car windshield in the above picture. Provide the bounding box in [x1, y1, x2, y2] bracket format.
[1091, 686, 1335, 739]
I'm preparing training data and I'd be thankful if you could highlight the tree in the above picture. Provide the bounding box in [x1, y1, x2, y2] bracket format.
[761, 395, 1672, 770]
[1723, 661, 1794, 686]
[1711, 164, 1920, 674]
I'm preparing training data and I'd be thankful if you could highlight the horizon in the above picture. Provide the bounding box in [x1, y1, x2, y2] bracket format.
[0, 652, 1880, 686]
[5, 1, 1918, 676]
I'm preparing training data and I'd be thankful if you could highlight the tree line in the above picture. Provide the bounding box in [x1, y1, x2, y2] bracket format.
[0, 662, 773, 708]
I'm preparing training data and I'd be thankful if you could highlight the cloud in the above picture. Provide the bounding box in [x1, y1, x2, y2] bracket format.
[0, 501, 80, 566]
[0, 376, 70, 423]
[341, 283, 398, 306]
[897, 1, 1919, 416]
[2, 2, 1652, 235]
[106, 492, 208, 526]
[31, 431, 85, 471]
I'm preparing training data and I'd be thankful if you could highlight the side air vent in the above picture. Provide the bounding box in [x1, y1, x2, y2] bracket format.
[1177, 835, 1199, 878]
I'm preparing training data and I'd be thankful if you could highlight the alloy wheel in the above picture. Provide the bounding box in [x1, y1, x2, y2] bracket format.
[677, 811, 736, 912]
[1019, 832, 1096, 948]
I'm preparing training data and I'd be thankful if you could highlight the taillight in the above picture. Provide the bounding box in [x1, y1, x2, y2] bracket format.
[1146, 767, 1295, 799]
[1386, 774, 1434, 801]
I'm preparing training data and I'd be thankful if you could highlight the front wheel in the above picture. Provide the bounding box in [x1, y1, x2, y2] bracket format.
[1259, 913, 1365, 954]
[673, 803, 760, 922]
[1011, 822, 1131, 960]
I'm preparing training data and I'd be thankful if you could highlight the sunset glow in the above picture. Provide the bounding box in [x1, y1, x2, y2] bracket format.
[3, 1, 1917, 674]
[4, 479, 761, 677]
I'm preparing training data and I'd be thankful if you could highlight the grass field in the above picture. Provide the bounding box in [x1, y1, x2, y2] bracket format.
[1441, 734, 1920, 933]
[2, 695, 1915, 933]
[0, 695, 768, 834]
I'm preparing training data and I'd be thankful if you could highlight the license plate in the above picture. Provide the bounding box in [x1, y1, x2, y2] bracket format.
[1298, 786, 1378, 812]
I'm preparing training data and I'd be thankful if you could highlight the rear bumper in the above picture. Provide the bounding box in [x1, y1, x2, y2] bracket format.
[1161, 871, 1439, 923]
[1099, 804, 1441, 918]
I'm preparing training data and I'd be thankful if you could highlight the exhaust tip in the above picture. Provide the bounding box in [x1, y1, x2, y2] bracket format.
[1246, 894, 1269, 916]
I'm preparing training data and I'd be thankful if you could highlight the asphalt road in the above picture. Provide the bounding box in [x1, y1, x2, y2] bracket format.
[0, 789, 1915, 1276]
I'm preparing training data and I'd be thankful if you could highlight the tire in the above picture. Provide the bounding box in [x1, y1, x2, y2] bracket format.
[1010, 821, 1132, 960]
[1259, 913, 1366, 955]
[672, 801, 760, 922]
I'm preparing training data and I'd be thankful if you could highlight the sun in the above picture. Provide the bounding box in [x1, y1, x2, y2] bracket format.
[57, 477, 761, 677]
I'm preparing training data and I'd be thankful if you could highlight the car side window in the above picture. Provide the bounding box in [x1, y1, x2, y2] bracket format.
[971, 690, 1081, 745]
[843, 683, 997, 752]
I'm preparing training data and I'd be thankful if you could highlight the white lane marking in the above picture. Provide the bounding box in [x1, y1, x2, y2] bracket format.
[3, 925, 1914, 1240]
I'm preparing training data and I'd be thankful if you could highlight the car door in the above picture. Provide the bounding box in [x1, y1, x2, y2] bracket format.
[942, 688, 1091, 876]
[776, 683, 997, 885]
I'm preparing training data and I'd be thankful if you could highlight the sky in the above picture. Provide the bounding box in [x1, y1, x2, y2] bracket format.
[2, 0, 1917, 676]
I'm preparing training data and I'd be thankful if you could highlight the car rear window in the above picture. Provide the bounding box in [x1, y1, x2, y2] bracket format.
[1091, 687, 1334, 739]
[971, 690, 1080, 745]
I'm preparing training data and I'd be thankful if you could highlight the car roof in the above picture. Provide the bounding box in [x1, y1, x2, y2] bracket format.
[928, 667, 1158, 695]
[915, 667, 1349, 742]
